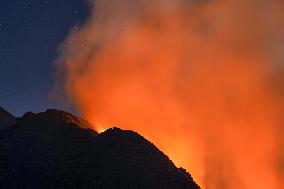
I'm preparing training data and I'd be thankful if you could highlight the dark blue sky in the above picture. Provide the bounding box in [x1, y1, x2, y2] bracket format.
[0, 0, 90, 116]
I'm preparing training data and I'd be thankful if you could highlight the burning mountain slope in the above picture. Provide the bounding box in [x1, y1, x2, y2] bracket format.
[0, 107, 200, 189]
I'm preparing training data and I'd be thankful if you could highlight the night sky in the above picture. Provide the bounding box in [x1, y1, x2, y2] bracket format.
[0, 0, 90, 116]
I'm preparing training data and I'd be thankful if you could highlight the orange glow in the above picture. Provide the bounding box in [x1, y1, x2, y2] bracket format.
[54, 0, 284, 188]
[95, 122, 107, 133]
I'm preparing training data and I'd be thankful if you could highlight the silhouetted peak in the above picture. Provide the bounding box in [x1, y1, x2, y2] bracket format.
[0, 109, 200, 188]
[44, 109, 93, 128]
[98, 127, 176, 168]
[99, 127, 152, 146]
[95, 127, 200, 189]
[101, 127, 142, 137]
[105, 126, 122, 132]
[102, 127, 131, 136]
[22, 111, 36, 119]
[21, 109, 96, 131]
[0, 106, 16, 130]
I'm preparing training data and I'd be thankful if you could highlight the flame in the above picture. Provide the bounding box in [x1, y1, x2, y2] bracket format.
[54, 0, 284, 188]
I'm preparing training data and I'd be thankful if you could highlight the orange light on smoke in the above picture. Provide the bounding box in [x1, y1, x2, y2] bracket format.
[55, 1, 284, 188]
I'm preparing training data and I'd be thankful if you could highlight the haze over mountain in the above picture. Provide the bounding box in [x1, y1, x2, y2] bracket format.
[0, 107, 200, 189]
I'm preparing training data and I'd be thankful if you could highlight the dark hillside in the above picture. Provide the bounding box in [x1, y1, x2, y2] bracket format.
[0, 107, 200, 189]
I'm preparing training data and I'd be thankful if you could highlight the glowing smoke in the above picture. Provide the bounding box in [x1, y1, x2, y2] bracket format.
[54, 0, 284, 188]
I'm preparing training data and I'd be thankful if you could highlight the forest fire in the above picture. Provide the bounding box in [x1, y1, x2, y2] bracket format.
[55, 0, 284, 188]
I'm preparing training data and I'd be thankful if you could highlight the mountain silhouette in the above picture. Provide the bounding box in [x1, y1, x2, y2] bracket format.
[0, 107, 16, 130]
[0, 107, 200, 189]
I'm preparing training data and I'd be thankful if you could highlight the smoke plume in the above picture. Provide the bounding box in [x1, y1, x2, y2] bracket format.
[54, 0, 284, 188]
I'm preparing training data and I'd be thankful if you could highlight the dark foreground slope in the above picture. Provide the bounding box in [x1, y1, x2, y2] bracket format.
[0, 108, 200, 189]
[0, 107, 16, 130]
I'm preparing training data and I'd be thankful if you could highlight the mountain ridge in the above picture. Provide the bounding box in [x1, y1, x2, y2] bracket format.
[0, 107, 16, 130]
[0, 107, 200, 189]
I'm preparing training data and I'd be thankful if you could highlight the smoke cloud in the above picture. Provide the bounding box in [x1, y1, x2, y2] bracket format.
[54, 0, 284, 188]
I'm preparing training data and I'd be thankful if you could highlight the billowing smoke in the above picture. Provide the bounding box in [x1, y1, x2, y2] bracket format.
[54, 0, 284, 188]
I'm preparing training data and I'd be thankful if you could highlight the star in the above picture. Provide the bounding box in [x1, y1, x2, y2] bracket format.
[72, 24, 79, 31]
